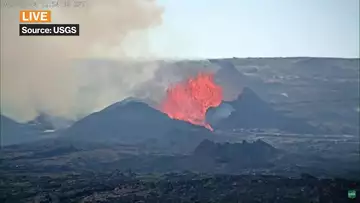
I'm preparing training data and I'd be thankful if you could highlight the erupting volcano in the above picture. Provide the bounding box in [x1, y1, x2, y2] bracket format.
[160, 73, 223, 131]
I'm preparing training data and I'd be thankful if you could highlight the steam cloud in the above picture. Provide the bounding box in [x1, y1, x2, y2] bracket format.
[0, 0, 164, 122]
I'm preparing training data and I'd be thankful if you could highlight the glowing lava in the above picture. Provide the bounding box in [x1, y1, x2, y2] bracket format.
[160, 73, 223, 131]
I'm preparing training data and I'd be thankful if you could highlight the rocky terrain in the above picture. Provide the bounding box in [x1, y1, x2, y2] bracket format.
[0, 57, 359, 202]
[1, 172, 359, 203]
[1, 138, 358, 179]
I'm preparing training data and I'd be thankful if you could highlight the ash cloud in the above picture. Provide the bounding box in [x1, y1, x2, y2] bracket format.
[0, 0, 164, 122]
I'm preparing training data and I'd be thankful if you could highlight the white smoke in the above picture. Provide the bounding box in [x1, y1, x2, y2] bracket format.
[206, 103, 235, 125]
[0, 0, 164, 122]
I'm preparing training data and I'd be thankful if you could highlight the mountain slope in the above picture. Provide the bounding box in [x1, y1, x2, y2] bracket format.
[211, 59, 246, 101]
[61, 98, 211, 145]
[207, 87, 320, 134]
[1, 115, 40, 146]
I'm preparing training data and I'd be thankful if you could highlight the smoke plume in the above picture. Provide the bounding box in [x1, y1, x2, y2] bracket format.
[0, 0, 164, 122]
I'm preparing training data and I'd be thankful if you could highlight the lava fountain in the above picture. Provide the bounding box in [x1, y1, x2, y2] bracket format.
[160, 73, 223, 131]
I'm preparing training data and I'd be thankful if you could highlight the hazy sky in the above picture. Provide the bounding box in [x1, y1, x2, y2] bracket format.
[147, 0, 359, 58]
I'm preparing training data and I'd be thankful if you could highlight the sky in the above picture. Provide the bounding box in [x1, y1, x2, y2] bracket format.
[146, 0, 359, 59]
[1, 0, 359, 121]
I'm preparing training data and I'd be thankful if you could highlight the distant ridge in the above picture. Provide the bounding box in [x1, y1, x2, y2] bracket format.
[1, 115, 40, 146]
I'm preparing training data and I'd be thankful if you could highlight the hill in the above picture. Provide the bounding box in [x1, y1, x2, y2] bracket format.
[0, 115, 40, 146]
[60, 98, 212, 147]
[207, 87, 320, 134]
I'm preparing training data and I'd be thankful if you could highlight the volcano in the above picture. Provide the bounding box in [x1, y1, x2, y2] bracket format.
[207, 87, 320, 134]
[61, 98, 212, 145]
[160, 73, 223, 130]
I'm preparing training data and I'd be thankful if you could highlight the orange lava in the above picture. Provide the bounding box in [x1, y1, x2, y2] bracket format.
[160, 73, 223, 131]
